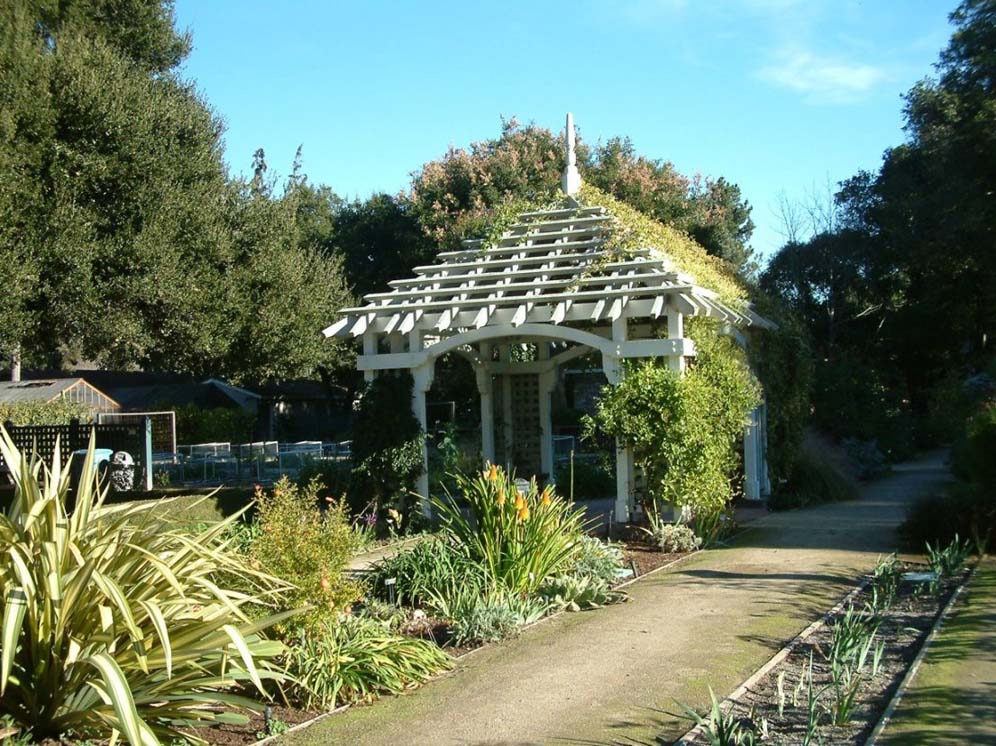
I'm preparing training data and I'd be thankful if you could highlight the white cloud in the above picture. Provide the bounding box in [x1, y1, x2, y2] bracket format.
[758, 48, 887, 103]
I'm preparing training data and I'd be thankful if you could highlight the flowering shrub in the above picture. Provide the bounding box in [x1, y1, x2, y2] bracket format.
[250, 477, 365, 627]
[431, 464, 587, 594]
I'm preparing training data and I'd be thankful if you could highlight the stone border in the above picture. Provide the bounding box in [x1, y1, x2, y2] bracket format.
[864, 563, 978, 745]
[673, 575, 871, 745]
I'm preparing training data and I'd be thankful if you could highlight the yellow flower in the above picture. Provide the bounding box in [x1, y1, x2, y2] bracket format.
[517, 505, 530, 521]
[514, 491, 526, 511]
[497, 489, 506, 506]
[540, 485, 553, 507]
[487, 463, 499, 482]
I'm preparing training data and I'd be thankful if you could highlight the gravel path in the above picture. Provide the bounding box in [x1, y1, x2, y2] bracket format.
[286, 453, 949, 746]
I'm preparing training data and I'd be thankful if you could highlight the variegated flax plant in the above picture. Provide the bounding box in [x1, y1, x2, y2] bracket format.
[431, 463, 587, 594]
[0, 428, 299, 745]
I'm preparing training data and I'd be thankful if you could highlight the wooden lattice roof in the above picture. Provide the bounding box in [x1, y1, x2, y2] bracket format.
[324, 202, 772, 340]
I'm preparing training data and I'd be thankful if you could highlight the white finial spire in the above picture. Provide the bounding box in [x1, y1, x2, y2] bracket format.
[561, 112, 581, 197]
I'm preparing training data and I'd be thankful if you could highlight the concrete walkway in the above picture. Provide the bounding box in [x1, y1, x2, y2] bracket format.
[286, 452, 949, 746]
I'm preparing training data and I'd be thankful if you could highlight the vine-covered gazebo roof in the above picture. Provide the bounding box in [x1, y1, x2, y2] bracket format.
[323, 201, 772, 340]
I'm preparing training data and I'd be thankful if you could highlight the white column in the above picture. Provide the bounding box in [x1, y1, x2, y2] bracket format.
[603, 344, 632, 523]
[760, 402, 772, 496]
[411, 362, 435, 516]
[362, 331, 378, 383]
[476, 366, 495, 464]
[667, 309, 686, 375]
[743, 406, 761, 501]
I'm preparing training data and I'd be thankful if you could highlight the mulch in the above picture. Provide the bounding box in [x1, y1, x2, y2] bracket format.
[621, 541, 687, 577]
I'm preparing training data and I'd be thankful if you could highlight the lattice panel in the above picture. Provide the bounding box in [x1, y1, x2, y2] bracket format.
[509, 374, 541, 478]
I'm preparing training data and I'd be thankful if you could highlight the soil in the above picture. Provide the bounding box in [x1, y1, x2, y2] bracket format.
[681, 565, 967, 746]
[621, 540, 687, 577]
[197, 703, 322, 746]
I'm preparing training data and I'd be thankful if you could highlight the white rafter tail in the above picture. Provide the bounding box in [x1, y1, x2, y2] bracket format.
[384, 313, 401, 334]
[322, 317, 350, 338]
[399, 312, 418, 335]
[474, 305, 493, 329]
[511, 303, 528, 327]
[591, 298, 606, 321]
[551, 300, 570, 324]
[435, 308, 453, 331]
[350, 313, 372, 337]
[650, 295, 666, 319]
[607, 297, 625, 321]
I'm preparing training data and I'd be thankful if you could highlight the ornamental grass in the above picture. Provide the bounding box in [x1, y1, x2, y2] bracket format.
[431, 464, 587, 594]
[0, 429, 296, 746]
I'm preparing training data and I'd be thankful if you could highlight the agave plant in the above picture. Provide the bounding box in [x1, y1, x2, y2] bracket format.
[432, 463, 588, 594]
[0, 429, 299, 745]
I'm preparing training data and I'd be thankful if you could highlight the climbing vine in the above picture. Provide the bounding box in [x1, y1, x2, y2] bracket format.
[585, 320, 762, 516]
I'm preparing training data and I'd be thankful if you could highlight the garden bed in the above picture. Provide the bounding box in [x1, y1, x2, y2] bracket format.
[677, 559, 972, 746]
[622, 541, 686, 576]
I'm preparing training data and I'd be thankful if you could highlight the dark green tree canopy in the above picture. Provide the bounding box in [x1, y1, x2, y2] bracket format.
[0, 1, 353, 383]
[762, 0, 996, 452]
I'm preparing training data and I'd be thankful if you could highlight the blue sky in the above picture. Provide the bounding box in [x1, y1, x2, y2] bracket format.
[173, 0, 957, 261]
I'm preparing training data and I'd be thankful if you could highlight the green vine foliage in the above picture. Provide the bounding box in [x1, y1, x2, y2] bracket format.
[587, 320, 761, 516]
[747, 297, 815, 486]
[0, 400, 91, 426]
[350, 371, 426, 521]
[577, 184, 749, 306]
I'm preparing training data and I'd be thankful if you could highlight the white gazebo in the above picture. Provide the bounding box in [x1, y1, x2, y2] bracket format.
[324, 114, 773, 520]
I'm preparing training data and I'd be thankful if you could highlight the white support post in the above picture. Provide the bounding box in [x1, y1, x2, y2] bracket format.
[607, 315, 634, 524]
[362, 331, 378, 383]
[759, 402, 772, 496]
[411, 362, 435, 517]
[743, 406, 761, 501]
[476, 365, 496, 465]
[667, 308, 686, 375]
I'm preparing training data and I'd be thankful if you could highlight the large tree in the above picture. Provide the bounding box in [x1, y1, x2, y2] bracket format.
[0, 1, 351, 382]
[763, 0, 996, 448]
[407, 118, 756, 275]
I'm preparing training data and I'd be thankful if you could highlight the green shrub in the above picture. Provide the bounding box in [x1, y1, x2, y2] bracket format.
[432, 464, 587, 594]
[539, 574, 627, 611]
[587, 320, 762, 516]
[170, 402, 256, 444]
[768, 448, 857, 511]
[282, 615, 451, 709]
[0, 431, 293, 745]
[0, 400, 91, 426]
[555, 457, 616, 501]
[297, 457, 353, 507]
[432, 588, 548, 646]
[250, 477, 365, 627]
[951, 403, 996, 493]
[641, 515, 702, 553]
[901, 485, 994, 552]
[368, 536, 482, 608]
[350, 372, 425, 522]
[561, 535, 625, 585]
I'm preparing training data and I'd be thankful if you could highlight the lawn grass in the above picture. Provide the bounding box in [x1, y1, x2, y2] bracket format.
[879, 558, 996, 745]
